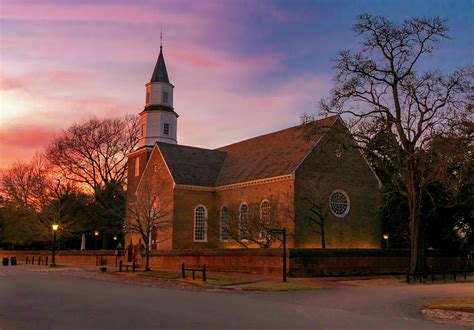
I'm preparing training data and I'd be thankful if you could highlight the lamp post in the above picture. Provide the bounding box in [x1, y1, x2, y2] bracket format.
[383, 234, 389, 249]
[270, 228, 287, 282]
[94, 230, 99, 250]
[51, 224, 59, 267]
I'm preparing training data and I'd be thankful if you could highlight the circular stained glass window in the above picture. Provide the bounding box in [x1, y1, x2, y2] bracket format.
[329, 190, 350, 218]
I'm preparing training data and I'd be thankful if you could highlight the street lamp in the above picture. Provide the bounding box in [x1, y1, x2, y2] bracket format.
[383, 234, 389, 249]
[51, 224, 59, 267]
[94, 231, 99, 250]
[270, 228, 287, 282]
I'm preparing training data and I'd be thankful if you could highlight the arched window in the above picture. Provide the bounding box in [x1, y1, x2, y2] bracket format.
[134, 157, 140, 177]
[220, 206, 230, 241]
[259, 199, 271, 239]
[194, 205, 207, 242]
[239, 203, 250, 240]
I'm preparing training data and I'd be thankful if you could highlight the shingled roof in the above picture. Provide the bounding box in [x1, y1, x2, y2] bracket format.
[157, 116, 339, 187]
[157, 142, 226, 187]
[215, 116, 339, 186]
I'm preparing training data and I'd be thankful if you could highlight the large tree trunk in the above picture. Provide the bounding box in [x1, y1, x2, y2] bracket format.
[145, 246, 150, 272]
[407, 168, 426, 275]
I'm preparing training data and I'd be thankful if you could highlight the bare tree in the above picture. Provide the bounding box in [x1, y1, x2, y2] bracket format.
[219, 199, 289, 248]
[125, 184, 171, 271]
[0, 156, 89, 245]
[319, 14, 471, 274]
[298, 182, 329, 249]
[46, 115, 139, 193]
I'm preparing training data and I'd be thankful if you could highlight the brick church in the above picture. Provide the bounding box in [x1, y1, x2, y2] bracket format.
[126, 45, 382, 251]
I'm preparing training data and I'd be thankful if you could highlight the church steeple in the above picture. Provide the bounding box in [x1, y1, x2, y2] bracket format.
[138, 39, 178, 148]
[150, 46, 170, 83]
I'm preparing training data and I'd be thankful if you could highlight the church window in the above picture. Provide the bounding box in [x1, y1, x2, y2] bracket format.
[259, 200, 271, 239]
[239, 203, 250, 241]
[194, 205, 207, 242]
[220, 206, 230, 241]
[134, 157, 140, 177]
[329, 190, 350, 218]
[162, 91, 169, 104]
[163, 123, 170, 135]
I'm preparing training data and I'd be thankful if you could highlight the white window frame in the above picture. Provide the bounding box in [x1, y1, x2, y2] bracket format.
[259, 199, 270, 239]
[239, 202, 249, 241]
[194, 205, 208, 242]
[220, 205, 230, 242]
[163, 122, 170, 136]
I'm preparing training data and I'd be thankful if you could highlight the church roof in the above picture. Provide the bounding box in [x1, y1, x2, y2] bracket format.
[157, 143, 226, 187]
[215, 116, 339, 186]
[150, 47, 170, 83]
[156, 116, 339, 187]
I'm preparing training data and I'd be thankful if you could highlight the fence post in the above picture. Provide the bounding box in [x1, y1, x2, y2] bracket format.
[203, 264, 206, 282]
[132, 260, 136, 273]
[119, 260, 122, 272]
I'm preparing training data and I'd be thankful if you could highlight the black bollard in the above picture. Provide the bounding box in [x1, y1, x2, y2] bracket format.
[192, 270, 195, 280]
[406, 269, 410, 284]
[38, 256, 41, 265]
[431, 266, 434, 283]
[203, 264, 206, 282]
[26, 256, 29, 264]
[454, 272, 456, 281]
[132, 260, 136, 273]
[45, 256, 48, 266]
[119, 260, 122, 272]
[182, 263, 185, 279]
[464, 270, 467, 281]
[32, 256, 35, 265]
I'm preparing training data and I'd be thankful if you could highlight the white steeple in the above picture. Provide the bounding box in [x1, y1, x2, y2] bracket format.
[138, 42, 178, 147]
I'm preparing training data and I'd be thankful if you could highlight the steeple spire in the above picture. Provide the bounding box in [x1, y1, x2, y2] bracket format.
[150, 28, 169, 83]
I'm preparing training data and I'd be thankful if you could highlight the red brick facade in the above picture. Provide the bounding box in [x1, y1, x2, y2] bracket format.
[125, 120, 381, 250]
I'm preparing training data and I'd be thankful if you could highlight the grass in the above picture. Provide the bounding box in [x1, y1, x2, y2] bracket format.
[241, 281, 321, 291]
[424, 297, 474, 313]
[136, 270, 182, 279]
[206, 277, 254, 286]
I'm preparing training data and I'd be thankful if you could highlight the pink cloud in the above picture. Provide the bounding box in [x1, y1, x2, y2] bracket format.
[0, 126, 58, 149]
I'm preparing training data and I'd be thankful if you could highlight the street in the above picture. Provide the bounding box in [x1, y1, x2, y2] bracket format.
[1, 267, 472, 329]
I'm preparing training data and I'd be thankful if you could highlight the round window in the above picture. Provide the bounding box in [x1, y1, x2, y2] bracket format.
[329, 190, 350, 218]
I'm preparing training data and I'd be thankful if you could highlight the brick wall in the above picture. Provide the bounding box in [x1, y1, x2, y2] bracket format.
[2, 249, 466, 277]
[295, 120, 381, 248]
[289, 249, 466, 277]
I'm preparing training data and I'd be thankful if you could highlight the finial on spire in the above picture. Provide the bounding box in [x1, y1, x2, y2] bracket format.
[160, 24, 163, 50]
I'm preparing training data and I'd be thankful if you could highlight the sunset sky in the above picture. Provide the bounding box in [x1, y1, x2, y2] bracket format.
[1, 0, 473, 168]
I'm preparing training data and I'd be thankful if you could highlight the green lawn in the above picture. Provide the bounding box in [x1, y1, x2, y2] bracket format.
[136, 270, 182, 279]
[424, 297, 474, 313]
[242, 281, 321, 291]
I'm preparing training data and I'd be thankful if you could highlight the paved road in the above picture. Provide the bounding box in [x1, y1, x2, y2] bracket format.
[0, 267, 472, 329]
